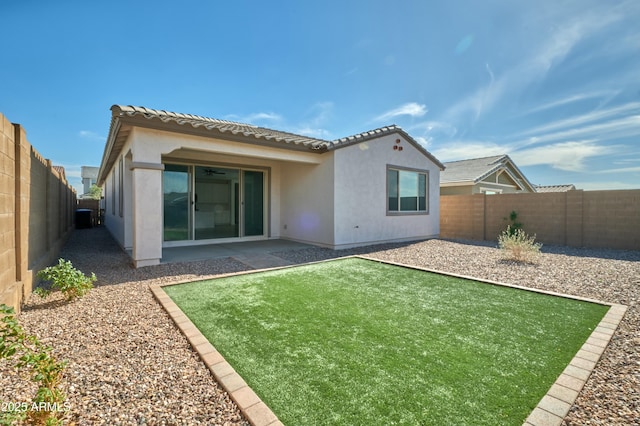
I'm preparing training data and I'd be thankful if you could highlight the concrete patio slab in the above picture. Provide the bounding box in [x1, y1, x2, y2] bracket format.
[160, 239, 313, 266]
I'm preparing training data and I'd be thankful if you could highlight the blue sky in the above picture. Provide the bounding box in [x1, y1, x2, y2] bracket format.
[1, 0, 639, 194]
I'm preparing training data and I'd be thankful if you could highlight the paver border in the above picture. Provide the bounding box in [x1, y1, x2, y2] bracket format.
[151, 255, 627, 426]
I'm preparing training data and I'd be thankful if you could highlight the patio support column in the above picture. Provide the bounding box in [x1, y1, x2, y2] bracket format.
[131, 162, 164, 267]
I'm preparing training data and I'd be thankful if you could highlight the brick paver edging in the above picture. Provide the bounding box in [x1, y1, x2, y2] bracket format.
[150, 284, 283, 426]
[151, 255, 627, 426]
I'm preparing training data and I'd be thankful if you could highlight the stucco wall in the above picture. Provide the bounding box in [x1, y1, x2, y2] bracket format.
[333, 134, 441, 248]
[100, 125, 444, 258]
[102, 139, 128, 249]
[100, 127, 323, 264]
[280, 157, 335, 246]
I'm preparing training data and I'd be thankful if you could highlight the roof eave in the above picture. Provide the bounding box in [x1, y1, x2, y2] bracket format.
[332, 126, 445, 170]
[96, 113, 121, 186]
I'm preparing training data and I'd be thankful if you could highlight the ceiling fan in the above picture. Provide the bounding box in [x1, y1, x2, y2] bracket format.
[203, 168, 225, 176]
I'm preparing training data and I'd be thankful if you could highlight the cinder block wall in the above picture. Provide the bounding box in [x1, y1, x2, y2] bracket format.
[0, 114, 18, 311]
[583, 190, 640, 250]
[440, 190, 640, 250]
[0, 112, 76, 313]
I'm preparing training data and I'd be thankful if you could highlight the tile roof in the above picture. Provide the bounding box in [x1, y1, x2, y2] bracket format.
[98, 105, 445, 184]
[535, 184, 576, 193]
[112, 105, 331, 150]
[441, 155, 509, 183]
[441, 154, 536, 192]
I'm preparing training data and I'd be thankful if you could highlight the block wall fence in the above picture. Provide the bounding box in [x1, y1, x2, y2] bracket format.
[440, 190, 640, 250]
[0, 112, 76, 313]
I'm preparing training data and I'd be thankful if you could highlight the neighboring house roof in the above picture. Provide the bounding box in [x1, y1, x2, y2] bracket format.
[441, 154, 536, 192]
[52, 165, 66, 180]
[535, 184, 576, 193]
[98, 105, 444, 185]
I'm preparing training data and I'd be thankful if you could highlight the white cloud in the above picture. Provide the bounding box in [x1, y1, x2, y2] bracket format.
[292, 127, 332, 139]
[512, 114, 640, 150]
[305, 102, 333, 126]
[78, 130, 103, 141]
[410, 120, 458, 140]
[374, 102, 428, 123]
[286, 102, 334, 139]
[574, 180, 640, 190]
[514, 102, 640, 140]
[244, 112, 282, 123]
[512, 140, 612, 172]
[432, 142, 507, 162]
[224, 112, 282, 124]
[414, 136, 430, 147]
[595, 166, 640, 174]
[522, 90, 621, 116]
[441, 7, 625, 126]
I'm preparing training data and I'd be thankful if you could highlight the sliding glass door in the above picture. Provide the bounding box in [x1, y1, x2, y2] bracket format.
[163, 164, 265, 243]
[163, 165, 191, 241]
[243, 170, 264, 236]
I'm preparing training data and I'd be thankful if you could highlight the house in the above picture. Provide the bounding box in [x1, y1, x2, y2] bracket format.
[535, 184, 576, 193]
[80, 166, 99, 197]
[440, 155, 536, 195]
[97, 105, 445, 267]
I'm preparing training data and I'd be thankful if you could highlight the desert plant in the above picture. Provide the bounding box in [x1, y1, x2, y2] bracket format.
[503, 210, 523, 236]
[35, 259, 96, 301]
[498, 226, 542, 263]
[0, 304, 69, 425]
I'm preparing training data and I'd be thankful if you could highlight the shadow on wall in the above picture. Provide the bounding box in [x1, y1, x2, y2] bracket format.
[0, 114, 76, 312]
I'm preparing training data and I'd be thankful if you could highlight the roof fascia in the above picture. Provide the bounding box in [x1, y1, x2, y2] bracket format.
[502, 158, 536, 192]
[97, 117, 121, 186]
[440, 181, 475, 187]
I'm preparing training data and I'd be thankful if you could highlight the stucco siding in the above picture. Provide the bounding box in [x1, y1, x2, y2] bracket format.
[333, 134, 440, 248]
[102, 156, 126, 248]
[280, 157, 335, 246]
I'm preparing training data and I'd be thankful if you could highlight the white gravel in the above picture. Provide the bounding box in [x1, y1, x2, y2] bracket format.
[2, 228, 638, 425]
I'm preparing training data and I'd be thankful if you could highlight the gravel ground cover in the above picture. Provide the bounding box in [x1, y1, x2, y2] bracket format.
[1, 227, 638, 425]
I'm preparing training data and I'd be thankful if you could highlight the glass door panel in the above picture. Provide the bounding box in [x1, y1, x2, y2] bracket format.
[194, 166, 239, 239]
[243, 170, 264, 236]
[164, 164, 265, 243]
[163, 165, 190, 241]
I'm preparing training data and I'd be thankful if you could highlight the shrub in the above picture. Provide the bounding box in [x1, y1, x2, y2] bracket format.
[0, 304, 69, 425]
[498, 226, 542, 263]
[503, 210, 523, 236]
[36, 259, 96, 301]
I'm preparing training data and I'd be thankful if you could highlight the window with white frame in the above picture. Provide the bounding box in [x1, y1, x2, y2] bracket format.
[387, 166, 428, 214]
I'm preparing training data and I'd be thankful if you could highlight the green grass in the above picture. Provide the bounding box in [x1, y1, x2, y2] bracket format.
[164, 257, 608, 425]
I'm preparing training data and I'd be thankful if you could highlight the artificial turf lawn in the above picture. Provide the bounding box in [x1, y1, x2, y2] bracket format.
[164, 257, 609, 425]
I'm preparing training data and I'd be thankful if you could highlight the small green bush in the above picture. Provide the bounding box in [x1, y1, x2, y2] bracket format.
[498, 226, 542, 263]
[503, 210, 523, 236]
[0, 304, 69, 425]
[36, 259, 96, 301]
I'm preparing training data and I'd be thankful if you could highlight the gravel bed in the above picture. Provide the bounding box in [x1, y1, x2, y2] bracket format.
[2, 228, 638, 425]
